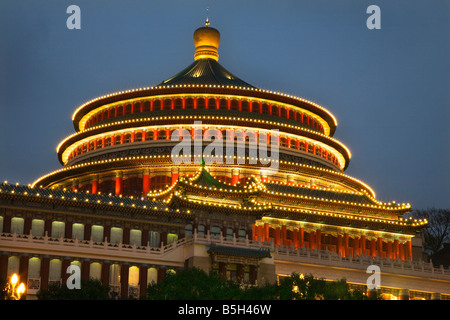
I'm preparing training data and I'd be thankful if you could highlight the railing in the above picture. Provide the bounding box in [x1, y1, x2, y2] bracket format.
[273, 243, 450, 278]
[2, 230, 450, 280]
[0, 231, 187, 257]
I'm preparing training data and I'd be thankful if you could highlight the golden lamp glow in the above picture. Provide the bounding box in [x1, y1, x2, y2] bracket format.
[6, 273, 26, 300]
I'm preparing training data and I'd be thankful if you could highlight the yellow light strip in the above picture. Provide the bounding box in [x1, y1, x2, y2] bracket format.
[76, 93, 333, 136]
[58, 118, 350, 169]
[261, 217, 421, 238]
[71, 84, 338, 131]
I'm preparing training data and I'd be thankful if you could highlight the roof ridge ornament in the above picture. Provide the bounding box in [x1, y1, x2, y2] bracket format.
[193, 10, 220, 61]
[205, 6, 210, 26]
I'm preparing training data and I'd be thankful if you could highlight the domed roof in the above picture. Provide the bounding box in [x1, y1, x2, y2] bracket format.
[161, 58, 254, 88]
[193, 21, 220, 61]
[161, 20, 254, 88]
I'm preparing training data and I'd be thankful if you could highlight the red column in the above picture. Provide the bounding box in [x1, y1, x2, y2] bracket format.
[292, 229, 298, 247]
[61, 259, 71, 285]
[261, 172, 268, 183]
[298, 228, 305, 248]
[72, 179, 79, 192]
[142, 169, 150, 195]
[139, 265, 148, 298]
[281, 225, 287, 246]
[231, 169, 239, 186]
[0, 254, 9, 282]
[309, 231, 316, 250]
[91, 175, 99, 194]
[360, 235, 366, 256]
[115, 171, 123, 195]
[399, 243, 405, 261]
[393, 239, 399, 260]
[120, 264, 129, 299]
[370, 239, 377, 257]
[40, 257, 50, 290]
[274, 227, 281, 246]
[81, 260, 90, 281]
[18, 256, 29, 299]
[354, 236, 360, 256]
[264, 223, 269, 243]
[344, 233, 349, 257]
[387, 241, 393, 259]
[377, 237, 384, 258]
[287, 175, 295, 186]
[316, 229, 322, 251]
[171, 167, 179, 185]
[101, 262, 110, 287]
[406, 241, 412, 261]
[337, 235, 343, 256]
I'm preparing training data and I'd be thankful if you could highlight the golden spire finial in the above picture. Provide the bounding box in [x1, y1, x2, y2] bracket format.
[193, 6, 220, 61]
[205, 7, 210, 26]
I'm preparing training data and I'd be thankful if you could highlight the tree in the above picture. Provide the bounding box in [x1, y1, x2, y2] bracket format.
[146, 269, 374, 300]
[410, 208, 450, 257]
[277, 273, 372, 300]
[146, 267, 242, 300]
[37, 279, 111, 300]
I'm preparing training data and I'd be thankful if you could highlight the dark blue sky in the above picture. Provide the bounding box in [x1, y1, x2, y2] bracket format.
[0, 1, 449, 210]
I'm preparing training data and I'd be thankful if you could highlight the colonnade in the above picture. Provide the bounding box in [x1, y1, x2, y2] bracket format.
[252, 223, 413, 261]
[83, 96, 325, 134]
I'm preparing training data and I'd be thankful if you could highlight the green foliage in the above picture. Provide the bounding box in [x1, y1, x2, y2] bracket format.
[146, 267, 242, 300]
[146, 268, 374, 300]
[36, 279, 111, 300]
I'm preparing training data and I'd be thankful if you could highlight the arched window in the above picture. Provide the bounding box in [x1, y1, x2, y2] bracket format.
[90, 262, 102, 280]
[210, 226, 221, 238]
[149, 231, 160, 247]
[230, 99, 239, 111]
[185, 98, 194, 109]
[197, 225, 205, 236]
[110, 227, 123, 244]
[31, 219, 44, 237]
[238, 229, 247, 240]
[130, 229, 142, 246]
[174, 98, 183, 109]
[153, 99, 161, 111]
[241, 100, 249, 112]
[91, 225, 104, 242]
[72, 223, 84, 240]
[185, 224, 193, 237]
[167, 233, 178, 245]
[143, 101, 150, 112]
[219, 98, 228, 110]
[164, 99, 172, 110]
[51, 221, 65, 238]
[197, 98, 205, 109]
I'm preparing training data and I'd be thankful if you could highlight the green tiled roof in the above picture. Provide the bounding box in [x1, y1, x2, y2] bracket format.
[189, 167, 241, 190]
[208, 243, 271, 259]
[161, 58, 254, 88]
[0, 183, 168, 211]
[265, 183, 373, 205]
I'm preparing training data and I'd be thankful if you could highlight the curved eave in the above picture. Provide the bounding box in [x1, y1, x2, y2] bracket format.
[168, 193, 268, 217]
[0, 186, 190, 220]
[57, 116, 350, 169]
[267, 206, 426, 235]
[262, 182, 411, 215]
[72, 85, 338, 136]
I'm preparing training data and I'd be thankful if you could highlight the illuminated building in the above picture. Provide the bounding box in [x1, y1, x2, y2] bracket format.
[1, 20, 449, 300]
